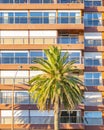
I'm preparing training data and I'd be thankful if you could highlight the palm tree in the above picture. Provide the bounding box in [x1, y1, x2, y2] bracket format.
[28, 46, 84, 130]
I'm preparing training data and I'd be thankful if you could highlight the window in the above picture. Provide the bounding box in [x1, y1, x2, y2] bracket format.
[30, 12, 56, 24]
[30, 0, 53, 3]
[30, 50, 45, 63]
[0, 91, 30, 104]
[1, 51, 28, 64]
[84, 72, 102, 86]
[15, 91, 29, 104]
[58, 11, 81, 24]
[0, 12, 28, 24]
[58, 34, 78, 44]
[84, 111, 103, 125]
[60, 110, 82, 123]
[1, 110, 29, 124]
[84, 0, 102, 6]
[84, 52, 102, 66]
[61, 51, 81, 64]
[0, 0, 27, 3]
[58, 0, 82, 3]
[0, 91, 12, 104]
[30, 110, 54, 124]
[84, 92, 102, 106]
[84, 32, 102, 46]
[84, 13, 102, 26]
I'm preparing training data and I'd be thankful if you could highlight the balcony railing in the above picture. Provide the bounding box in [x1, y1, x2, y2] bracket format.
[0, 77, 29, 84]
[84, 58, 102, 66]
[0, 116, 83, 124]
[84, 117, 103, 125]
[84, 19, 102, 26]
[0, 56, 83, 64]
[0, 0, 83, 4]
[84, 79, 102, 86]
[0, 95, 34, 104]
[0, 37, 83, 44]
[0, 16, 82, 24]
[85, 39, 102, 46]
[84, 1, 102, 7]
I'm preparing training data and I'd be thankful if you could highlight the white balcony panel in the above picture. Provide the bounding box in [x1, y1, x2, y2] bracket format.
[30, 30, 57, 37]
[84, 33, 102, 39]
[1, 31, 28, 37]
[1, 71, 29, 77]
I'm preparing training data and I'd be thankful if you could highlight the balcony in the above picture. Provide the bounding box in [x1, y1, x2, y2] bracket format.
[0, 56, 83, 64]
[0, 0, 84, 10]
[0, 16, 84, 30]
[0, 37, 84, 50]
[0, 0, 83, 4]
[84, 18, 104, 32]
[0, 116, 83, 124]
[85, 39, 104, 52]
[0, 116, 84, 129]
[84, 79, 103, 87]
[84, 57, 104, 71]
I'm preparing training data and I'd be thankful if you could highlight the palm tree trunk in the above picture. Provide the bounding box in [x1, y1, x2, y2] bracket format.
[54, 96, 60, 130]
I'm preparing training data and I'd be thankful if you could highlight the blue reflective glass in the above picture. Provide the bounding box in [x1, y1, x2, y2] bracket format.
[94, 79, 101, 85]
[93, 73, 100, 78]
[87, 14, 92, 19]
[58, 37, 69, 44]
[69, 17, 76, 23]
[15, 0, 27, 3]
[15, 53, 27, 56]
[15, 57, 28, 64]
[30, 0, 42, 3]
[85, 79, 93, 86]
[30, 17, 42, 24]
[30, 51, 43, 57]
[15, 12, 27, 16]
[69, 52, 80, 56]
[85, 1, 93, 6]
[30, 12, 42, 17]
[70, 12, 75, 17]
[93, 59, 101, 65]
[85, 59, 93, 66]
[8, 13, 13, 16]
[58, 13, 68, 17]
[44, 0, 52, 3]
[93, 1, 101, 6]
[2, 53, 14, 56]
[85, 73, 92, 78]
[58, 17, 68, 23]
[2, 57, 14, 63]
[44, 17, 49, 23]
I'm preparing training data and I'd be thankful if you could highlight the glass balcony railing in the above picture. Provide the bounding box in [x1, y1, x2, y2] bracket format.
[0, 37, 83, 44]
[58, 0, 83, 3]
[0, 56, 83, 64]
[84, 79, 102, 86]
[84, 19, 102, 26]
[0, 116, 83, 124]
[84, 58, 102, 66]
[84, 1, 102, 7]
[84, 39, 102, 46]
[0, 16, 82, 24]
[84, 117, 103, 125]
[0, 0, 83, 3]
[0, 95, 34, 104]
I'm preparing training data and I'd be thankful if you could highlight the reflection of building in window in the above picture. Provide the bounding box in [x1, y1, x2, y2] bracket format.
[84, 0, 102, 6]
[84, 111, 103, 125]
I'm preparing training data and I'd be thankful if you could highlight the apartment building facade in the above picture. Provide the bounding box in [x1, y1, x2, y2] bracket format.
[0, 0, 104, 130]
